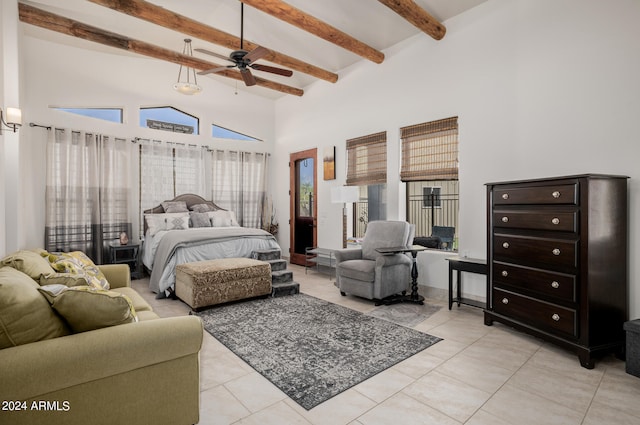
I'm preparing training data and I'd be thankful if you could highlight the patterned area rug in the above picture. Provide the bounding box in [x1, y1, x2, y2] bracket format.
[366, 302, 442, 328]
[194, 294, 441, 410]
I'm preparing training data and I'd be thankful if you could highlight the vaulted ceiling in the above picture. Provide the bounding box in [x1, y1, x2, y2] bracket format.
[19, 0, 488, 99]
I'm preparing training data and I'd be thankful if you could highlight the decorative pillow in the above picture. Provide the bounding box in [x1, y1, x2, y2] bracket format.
[38, 285, 138, 333]
[0, 250, 55, 280]
[161, 201, 188, 213]
[164, 212, 190, 230]
[47, 251, 109, 290]
[145, 213, 189, 235]
[190, 212, 212, 228]
[208, 210, 240, 227]
[190, 203, 215, 213]
[0, 267, 70, 349]
[145, 214, 166, 236]
[40, 273, 90, 287]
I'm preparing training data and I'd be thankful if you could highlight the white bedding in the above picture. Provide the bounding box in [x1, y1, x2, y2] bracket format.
[143, 227, 280, 296]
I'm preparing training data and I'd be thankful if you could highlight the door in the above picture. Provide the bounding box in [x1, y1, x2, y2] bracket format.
[289, 148, 317, 265]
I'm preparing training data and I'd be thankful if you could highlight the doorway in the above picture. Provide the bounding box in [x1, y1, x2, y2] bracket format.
[289, 148, 317, 265]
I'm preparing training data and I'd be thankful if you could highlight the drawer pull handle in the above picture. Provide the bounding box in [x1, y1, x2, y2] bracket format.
[502, 242, 510, 249]
[501, 270, 509, 277]
[552, 248, 561, 256]
[552, 191, 561, 199]
[552, 313, 560, 321]
[502, 298, 509, 304]
[552, 217, 560, 225]
[502, 216, 509, 223]
[501, 193, 509, 200]
[551, 281, 560, 289]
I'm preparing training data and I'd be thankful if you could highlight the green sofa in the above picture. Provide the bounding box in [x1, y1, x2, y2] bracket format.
[0, 256, 203, 425]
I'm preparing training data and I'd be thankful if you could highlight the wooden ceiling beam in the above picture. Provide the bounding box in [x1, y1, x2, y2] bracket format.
[18, 3, 303, 96]
[87, 0, 338, 83]
[377, 0, 446, 40]
[240, 0, 385, 64]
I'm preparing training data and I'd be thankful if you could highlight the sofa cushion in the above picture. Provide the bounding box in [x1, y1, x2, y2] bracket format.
[48, 251, 109, 290]
[0, 250, 55, 280]
[111, 287, 153, 312]
[337, 259, 376, 282]
[0, 267, 70, 349]
[39, 285, 138, 333]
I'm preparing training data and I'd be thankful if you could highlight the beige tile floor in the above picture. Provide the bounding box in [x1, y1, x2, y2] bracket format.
[132, 264, 640, 425]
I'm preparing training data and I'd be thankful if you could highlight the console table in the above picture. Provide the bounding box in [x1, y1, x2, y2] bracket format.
[375, 245, 427, 305]
[446, 256, 487, 310]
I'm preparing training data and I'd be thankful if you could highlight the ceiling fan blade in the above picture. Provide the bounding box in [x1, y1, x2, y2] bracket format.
[240, 68, 256, 86]
[250, 63, 293, 77]
[243, 46, 269, 64]
[194, 48, 232, 62]
[198, 66, 232, 76]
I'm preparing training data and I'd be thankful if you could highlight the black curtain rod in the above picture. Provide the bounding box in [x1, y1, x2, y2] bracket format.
[29, 122, 52, 130]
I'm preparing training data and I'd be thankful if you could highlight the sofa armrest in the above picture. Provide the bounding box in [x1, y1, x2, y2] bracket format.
[0, 316, 203, 401]
[334, 248, 363, 264]
[98, 264, 131, 288]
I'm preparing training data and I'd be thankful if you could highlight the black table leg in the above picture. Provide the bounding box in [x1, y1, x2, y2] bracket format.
[408, 251, 425, 304]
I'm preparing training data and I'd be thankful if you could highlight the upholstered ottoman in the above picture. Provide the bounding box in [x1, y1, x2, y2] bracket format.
[175, 258, 272, 310]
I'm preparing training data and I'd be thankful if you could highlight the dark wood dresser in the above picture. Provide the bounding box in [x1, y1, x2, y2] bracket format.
[485, 174, 628, 369]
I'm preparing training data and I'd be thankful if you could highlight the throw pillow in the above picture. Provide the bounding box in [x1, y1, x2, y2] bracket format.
[0, 267, 70, 349]
[161, 200, 188, 213]
[40, 272, 90, 287]
[164, 212, 190, 230]
[0, 250, 55, 280]
[47, 251, 109, 290]
[208, 210, 240, 227]
[190, 212, 212, 228]
[145, 214, 166, 236]
[39, 285, 138, 333]
[190, 203, 215, 213]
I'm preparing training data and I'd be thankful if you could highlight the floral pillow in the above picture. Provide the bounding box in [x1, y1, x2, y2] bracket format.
[47, 251, 109, 290]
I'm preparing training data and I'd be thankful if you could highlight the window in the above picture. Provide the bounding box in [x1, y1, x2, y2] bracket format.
[346, 131, 387, 186]
[53, 107, 122, 123]
[422, 186, 442, 208]
[212, 124, 261, 142]
[401, 117, 459, 246]
[140, 106, 199, 135]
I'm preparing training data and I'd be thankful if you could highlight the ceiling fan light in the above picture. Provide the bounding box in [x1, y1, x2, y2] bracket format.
[173, 82, 202, 95]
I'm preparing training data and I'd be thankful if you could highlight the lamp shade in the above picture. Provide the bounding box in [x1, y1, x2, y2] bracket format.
[331, 186, 359, 204]
[6, 107, 22, 126]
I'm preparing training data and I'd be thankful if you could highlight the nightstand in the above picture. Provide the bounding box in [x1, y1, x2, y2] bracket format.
[108, 241, 141, 279]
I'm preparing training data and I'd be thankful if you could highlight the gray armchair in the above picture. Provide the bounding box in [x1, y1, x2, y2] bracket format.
[334, 221, 415, 301]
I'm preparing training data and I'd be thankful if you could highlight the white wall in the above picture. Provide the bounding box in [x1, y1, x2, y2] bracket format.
[274, 0, 640, 318]
[16, 34, 276, 250]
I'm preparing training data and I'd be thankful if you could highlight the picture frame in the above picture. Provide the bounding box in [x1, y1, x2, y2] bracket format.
[323, 146, 336, 180]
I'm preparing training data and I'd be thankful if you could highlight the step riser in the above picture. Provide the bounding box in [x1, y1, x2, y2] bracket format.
[272, 271, 293, 284]
[268, 259, 287, 272]
[252, 249, 282, 261]
[272, 282, 300, 297]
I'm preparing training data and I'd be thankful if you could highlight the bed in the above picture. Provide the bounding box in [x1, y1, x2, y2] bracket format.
[142, 194, 280, 297]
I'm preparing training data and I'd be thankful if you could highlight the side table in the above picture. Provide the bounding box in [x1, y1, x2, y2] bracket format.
[446, 256, 487, 310]
[375, 245, 427, 305]
[305, 247, 335, 280]
[108, 241, 141, 279]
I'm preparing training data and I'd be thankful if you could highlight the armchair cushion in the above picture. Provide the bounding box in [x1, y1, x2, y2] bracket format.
[361, 221, 414, 260]
[338, 260, 376, 282]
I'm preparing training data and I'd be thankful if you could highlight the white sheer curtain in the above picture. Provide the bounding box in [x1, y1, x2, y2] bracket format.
[210, 150, 268, 228]
[138, 140, 208, 234]
[45, 129, 132, 263]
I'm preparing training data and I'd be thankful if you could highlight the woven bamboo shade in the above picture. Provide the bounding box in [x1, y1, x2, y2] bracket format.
[346, 131, 387, 186]
[400, 117, 458, 181]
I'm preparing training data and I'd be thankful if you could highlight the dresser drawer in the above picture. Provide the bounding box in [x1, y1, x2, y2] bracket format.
[493, 210, 577, 232]
[493, 288, 577, 337]
[493, 184, 577, 206]
[493, 261, 576, 302]
[494, 234, 578, 268]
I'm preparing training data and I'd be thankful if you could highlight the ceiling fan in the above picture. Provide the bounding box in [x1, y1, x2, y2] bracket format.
[196, 3, 293, 87]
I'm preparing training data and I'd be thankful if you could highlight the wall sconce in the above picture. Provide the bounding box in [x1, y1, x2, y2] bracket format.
[0, 107, 22, 134]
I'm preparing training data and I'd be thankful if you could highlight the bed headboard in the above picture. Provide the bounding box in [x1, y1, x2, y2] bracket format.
[143, 194, 227, 234]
